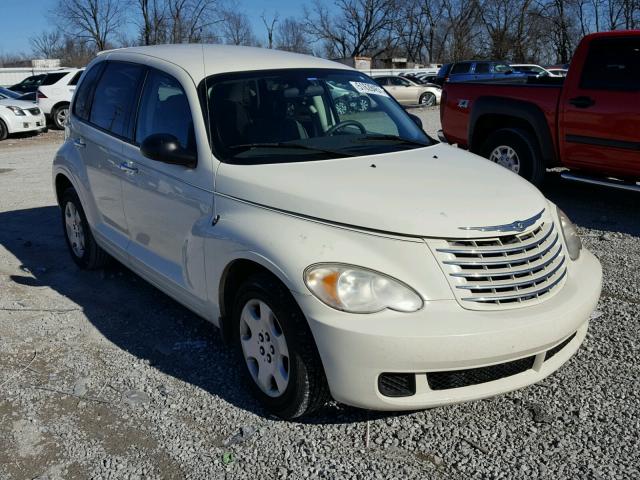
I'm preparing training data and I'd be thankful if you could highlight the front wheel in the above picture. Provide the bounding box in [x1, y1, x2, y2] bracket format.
[0, 120, 7, 141]
[479, 128, 545, 186]
[52, 104, 69, 130]
[233, 273, 330, 419]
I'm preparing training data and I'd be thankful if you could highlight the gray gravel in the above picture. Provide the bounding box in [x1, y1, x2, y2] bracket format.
[1, 113, 639, 479]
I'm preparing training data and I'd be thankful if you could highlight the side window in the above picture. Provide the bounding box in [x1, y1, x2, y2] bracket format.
[40, 72, 67, 86]
[135, 69, 195, 152]
[73, 63, 106, 121]
[68, 71, 84, 86]
[389, 77, 406, 86]
[494, 63, 511, 73]
[475, 63, 490, 74]
[89, 62, 146, 138]
[581, 38, 640, 91]
[450, 63, 471, 75]
[375, 77, 388, 86]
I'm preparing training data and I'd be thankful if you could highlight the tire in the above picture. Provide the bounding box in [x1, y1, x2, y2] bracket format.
[51, 104, 69, 130]
[0, 119, 8, 141]
[61, 187, 109, 269]
[419, 92, 436, 107]
[479, 128, 545, 186]
[232, 272, 331, 419]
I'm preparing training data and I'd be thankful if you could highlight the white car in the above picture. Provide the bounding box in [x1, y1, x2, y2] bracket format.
[37, 69, 84, 129]
[510, 64, 559, 77]
[547, 68, 568, 77]
[53, 45, 602, 418]
[0, 90, 46, 140]
[374, 75, 441, 106]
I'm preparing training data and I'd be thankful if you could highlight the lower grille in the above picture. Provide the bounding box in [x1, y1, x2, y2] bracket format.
[427, 356, 535, 390]
[378, 373, 416, 397]
[545, 332, 576, 361]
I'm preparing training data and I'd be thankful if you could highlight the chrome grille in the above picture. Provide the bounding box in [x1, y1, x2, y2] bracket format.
[431, 220, 567, 309]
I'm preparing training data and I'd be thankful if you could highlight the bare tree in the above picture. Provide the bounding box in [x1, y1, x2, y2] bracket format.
[30, 31, 65, 59]
[275, 17, 312, 53]
[221, 10, 259, 46]
[261, 12, 279, 49]
[304, 0, 399, 58]
[54, 0, 125, 51]
[166, 0, 221, 43]
[133, 0, 168, 45]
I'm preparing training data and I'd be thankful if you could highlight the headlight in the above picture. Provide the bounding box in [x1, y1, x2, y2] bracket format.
[304, 264, 423, 313]
[6, 106, 25, 116]
[557, 207, 582, 260]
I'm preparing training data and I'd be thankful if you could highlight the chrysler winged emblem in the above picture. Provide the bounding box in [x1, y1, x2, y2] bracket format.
[459, 210, 544, 233]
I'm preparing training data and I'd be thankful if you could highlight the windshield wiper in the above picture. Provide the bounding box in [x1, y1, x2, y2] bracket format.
[229, 142, 356, 157]
[358, 134, 430, 147]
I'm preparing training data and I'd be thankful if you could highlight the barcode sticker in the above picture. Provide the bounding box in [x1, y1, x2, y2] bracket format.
[349, 81, 389, 97]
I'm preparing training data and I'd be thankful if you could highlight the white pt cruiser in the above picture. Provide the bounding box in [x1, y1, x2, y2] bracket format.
[53, 45, 602, 418]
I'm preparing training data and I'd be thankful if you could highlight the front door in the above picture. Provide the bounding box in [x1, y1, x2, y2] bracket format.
[120, 66, 214, 312]
[559, 35, 640, 178]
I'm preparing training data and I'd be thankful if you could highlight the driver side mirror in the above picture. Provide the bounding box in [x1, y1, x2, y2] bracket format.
[408, 113, 423, 129]
[140, 134, 197, 168]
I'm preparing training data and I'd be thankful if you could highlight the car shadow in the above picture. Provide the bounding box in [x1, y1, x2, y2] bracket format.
[542, 172, 640, 237]
[0, 204, 376, 424]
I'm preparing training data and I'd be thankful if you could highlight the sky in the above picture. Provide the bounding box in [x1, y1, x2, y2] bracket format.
[0, 0, 304, 56]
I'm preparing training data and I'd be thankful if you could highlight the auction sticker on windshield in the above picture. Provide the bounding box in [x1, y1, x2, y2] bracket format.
[350, 81, 390, 97]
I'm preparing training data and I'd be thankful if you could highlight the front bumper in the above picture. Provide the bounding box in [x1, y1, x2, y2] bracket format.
[8, 115, 47, 134]
[295, 249, 602, 410]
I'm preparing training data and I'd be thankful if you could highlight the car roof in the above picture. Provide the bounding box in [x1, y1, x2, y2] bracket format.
[103, 44, 351, 83]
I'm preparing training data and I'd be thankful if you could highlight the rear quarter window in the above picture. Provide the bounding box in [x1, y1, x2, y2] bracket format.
[73, 63, 106, 121]
[40, 72, 68, 86]
[450, 63, 471, 74]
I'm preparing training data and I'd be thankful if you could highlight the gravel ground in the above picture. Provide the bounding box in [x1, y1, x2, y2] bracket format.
[1, 110, 638, 479]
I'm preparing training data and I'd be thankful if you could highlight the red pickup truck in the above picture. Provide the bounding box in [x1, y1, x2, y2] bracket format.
[440, 30, 639, 190]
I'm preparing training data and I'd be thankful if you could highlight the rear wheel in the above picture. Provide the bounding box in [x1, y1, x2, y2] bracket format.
[480, 128, 545, 186]
[61, 187, 109, 269]
[419, 92, 436, 107]
[334, 99, 348, 115]
[52, 104, 69, 130]
[0, 119, 7, 141]
[233, 272, 330, 419]
[357, 96, 371, 111]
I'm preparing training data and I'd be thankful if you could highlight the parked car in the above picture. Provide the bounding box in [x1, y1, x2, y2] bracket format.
[0, 96, 46, 140]
[547, 68, 568, 77]
[327, 81, 372, 113]
[440, 31, 639, 189]
[53, 44, 602, 419]
[374, 76, 441, 106]
[445, 61, 527, 83]
[510, 64, 558, 77]
[8, 74, 46, 94]
[37, 68, 84, 129]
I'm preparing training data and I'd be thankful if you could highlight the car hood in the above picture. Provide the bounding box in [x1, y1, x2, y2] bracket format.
[215, 143, 549, 238]
[0, 98, 38, 109]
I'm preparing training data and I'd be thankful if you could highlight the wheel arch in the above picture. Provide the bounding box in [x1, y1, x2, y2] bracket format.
[54, 172, 74, 206]
[468, 97, 557, 166]
[218, 257, 297, 344]
[52, 100, 71, 112]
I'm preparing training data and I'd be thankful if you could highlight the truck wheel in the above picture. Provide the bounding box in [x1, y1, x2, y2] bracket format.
[233, 272, 331, 419]
[480, 128, 545, 186]
[61, 187, 109, 269]
[52, 104, 69, 130]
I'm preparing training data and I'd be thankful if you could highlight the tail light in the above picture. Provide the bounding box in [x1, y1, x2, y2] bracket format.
[37, 90, 47, 99]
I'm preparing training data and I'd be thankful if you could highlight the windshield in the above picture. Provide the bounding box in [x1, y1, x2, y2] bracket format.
[202, 69, 432, 164]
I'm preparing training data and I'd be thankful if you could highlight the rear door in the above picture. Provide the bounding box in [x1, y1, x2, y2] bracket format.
[559, 36, 640, 177]
[120, 65, 214, 312]
[72, 61, 146, 253]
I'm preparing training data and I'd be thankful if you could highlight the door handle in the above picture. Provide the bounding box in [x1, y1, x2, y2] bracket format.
[73, 138, 86, 148]
[569, 96, 595, 108]
[118, 162, 138, 174]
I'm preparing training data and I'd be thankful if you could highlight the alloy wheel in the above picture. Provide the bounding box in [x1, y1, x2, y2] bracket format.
[489, 145, 521, 173]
